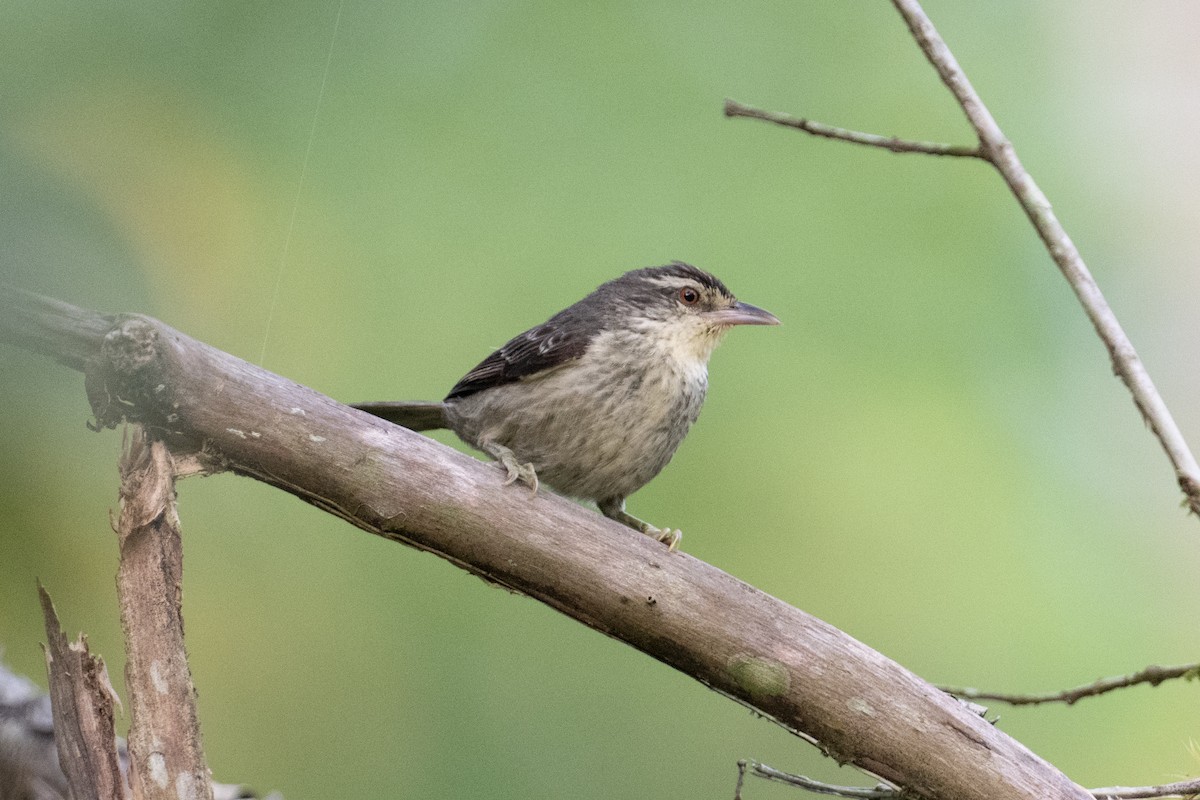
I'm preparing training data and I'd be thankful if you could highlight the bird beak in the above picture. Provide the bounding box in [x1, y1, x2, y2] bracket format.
[705, 301, 780, 327]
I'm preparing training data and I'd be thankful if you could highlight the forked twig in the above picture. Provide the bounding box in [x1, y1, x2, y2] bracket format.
[726, 0, 1200, 517]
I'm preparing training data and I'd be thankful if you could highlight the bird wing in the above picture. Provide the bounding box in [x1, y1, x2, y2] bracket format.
[445, 318, 590, 400]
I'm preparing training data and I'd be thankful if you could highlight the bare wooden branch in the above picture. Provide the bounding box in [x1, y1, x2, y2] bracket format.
[1, 288, 112, 372]
[940, 662, 1200, 707]
[0, 285, 1093, 800]
[725, 0, 1200, 517]
[38, 584, 128, 800]
[115, 427, 213, 800]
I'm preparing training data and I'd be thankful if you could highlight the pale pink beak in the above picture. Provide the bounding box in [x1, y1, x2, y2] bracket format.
[704, 301, 780, 327]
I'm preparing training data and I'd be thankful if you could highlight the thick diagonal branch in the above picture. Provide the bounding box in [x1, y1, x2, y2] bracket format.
[0, 285, 1091, 800]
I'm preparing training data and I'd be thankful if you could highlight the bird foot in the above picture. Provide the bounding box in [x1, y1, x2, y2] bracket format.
[648, 526, 681, 553]
[480, 441, 539, 493]
[477, 441, 540, 491]
[597, 499, 681, 552]
[498, 453, 539, 493]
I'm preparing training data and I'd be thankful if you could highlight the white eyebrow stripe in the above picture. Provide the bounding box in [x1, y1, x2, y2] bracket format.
[643, 276, 698, 289]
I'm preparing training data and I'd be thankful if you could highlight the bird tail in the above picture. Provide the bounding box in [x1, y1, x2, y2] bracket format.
[351, 401, 448, 431]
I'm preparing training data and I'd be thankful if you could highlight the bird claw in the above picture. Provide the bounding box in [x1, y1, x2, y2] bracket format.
[597, 499, 682, 552]
[637, 520, 681, 552]
[651, 527, 681, 552]
[500, 457, 539, 494]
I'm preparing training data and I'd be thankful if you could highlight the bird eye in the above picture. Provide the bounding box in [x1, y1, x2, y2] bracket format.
[679, 287, 700, 305]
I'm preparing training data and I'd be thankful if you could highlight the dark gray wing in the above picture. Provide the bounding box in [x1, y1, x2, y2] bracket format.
[445, 317, 591, 400]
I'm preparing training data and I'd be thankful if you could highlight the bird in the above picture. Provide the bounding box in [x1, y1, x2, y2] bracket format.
[352, 262, 779, 550]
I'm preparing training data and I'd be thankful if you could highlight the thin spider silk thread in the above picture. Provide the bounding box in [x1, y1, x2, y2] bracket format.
[258, 0, 345, 366]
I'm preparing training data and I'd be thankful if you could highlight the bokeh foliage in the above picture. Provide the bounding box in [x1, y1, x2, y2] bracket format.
[2, 2, 1198, 797]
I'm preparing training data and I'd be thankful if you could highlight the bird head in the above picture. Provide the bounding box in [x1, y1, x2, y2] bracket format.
[600, 262, 779, 362]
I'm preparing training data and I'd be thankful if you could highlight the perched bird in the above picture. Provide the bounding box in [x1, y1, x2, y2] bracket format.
[353, 262, 778, 549]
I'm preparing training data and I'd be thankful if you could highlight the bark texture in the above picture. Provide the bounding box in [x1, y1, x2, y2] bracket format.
[115, 429, 213, 800]
[39, 586, 126, 800]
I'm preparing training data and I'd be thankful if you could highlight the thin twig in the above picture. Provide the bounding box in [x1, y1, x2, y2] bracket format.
[737, 761, 1200, 800]
[1090, 778, 1200, 800]
[940, 662, 1200, 707]
[723, 98, 982, 158]
[736, 761, 899, 799]
[725, 0, 1200, 517]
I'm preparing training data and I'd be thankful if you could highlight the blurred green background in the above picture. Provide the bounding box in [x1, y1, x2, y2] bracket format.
[2, 1, 1198, 797]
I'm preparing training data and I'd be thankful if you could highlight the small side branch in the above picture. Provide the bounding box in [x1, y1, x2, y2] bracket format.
[940, 662, 1200, 707]
[115, 427, 213, 800]
[723, 99, 982, 158]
